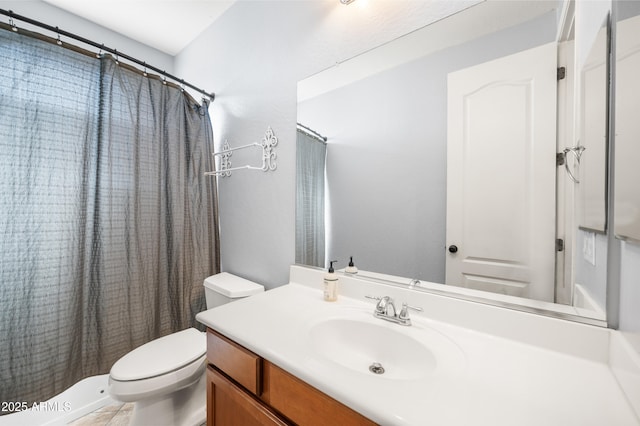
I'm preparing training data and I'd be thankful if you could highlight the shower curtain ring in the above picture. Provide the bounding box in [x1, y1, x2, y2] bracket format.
[143, 62, 148, 77]
[9, 13, 18, 32]
[96, 44, 104, 59]
[162, 74, 167, 85]
[114, 49, 119, 65]
[55, 27, 62, 45]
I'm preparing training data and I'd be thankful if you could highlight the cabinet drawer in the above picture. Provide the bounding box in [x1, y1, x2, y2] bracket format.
[207, 366, 288, 426]
[262, 361, 376, 426]
[207, 328, 261, 395]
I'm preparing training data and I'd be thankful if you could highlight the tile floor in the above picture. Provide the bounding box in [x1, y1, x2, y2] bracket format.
[67, 402, 133, 426]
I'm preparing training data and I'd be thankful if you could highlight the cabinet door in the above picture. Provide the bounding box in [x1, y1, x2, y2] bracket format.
[207, 366, 288, 426]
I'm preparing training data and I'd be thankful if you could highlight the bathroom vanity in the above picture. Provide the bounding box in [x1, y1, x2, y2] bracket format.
[196, 266, 640, 425]
[205, 329, 374, 425]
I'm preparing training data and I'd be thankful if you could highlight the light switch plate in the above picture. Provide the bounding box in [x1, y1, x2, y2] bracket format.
[583, 232, 596, 266]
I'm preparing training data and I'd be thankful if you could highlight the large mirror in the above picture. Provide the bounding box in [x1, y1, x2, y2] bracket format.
[296, 0, 611, 324]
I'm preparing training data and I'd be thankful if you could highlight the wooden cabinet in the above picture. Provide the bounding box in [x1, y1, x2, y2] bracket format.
[206, 329, 261, 395]
[206, 328, 376, 426]
[262, 360, 375, 426]
[207, 366, 287, 426]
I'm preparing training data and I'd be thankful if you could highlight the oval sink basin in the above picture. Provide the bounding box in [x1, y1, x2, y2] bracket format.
[309, 317, 459, 380]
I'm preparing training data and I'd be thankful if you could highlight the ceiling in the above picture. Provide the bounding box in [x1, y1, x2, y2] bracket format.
[42, 0, 236, 56]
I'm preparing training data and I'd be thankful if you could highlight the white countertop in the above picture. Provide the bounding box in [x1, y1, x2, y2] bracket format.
[196, 270, 639, 426]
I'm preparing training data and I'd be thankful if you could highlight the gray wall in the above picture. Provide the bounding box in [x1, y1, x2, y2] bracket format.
[174, 1, 480, 288]
[620, 242, 640, 334]
[298, 12, 556, 282]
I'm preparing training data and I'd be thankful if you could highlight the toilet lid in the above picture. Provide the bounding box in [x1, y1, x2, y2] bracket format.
[110, 328, 206, 381]
[204, 272, 264, 298]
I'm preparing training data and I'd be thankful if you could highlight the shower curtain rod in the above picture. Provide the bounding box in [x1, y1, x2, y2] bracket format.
[0, 8, 215, 101]
[297, 123, 327, 143]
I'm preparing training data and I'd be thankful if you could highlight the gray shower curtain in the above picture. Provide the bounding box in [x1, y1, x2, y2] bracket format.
[295, 129, 327, 268]
[0, 27, 219, 407]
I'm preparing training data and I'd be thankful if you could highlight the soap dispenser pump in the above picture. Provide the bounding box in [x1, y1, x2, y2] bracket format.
[345, 256, 358, 274]
[323, 260, 339, 302]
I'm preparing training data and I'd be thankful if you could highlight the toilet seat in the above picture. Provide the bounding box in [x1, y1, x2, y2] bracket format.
[109, 328, 206, 402]
[111, 328, 206, 381]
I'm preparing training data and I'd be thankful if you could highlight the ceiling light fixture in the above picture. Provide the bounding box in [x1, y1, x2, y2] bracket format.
[340, 0, 356, 4]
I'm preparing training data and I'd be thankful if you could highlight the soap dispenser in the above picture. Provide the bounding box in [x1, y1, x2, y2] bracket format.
[323, 260, 339, 302]
[345, 256, 358, 274]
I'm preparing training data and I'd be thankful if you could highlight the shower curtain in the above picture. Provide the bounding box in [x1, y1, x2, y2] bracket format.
[295, 129, 327, 268]
[0, 27, 219, 407]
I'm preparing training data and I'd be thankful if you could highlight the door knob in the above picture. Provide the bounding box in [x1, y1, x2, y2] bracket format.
[448, 245, 458, 253]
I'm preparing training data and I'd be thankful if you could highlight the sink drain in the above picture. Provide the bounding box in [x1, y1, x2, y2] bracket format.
[369, 362, 385, 375]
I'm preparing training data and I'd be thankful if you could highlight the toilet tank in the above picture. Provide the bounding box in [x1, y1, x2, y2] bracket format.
[203, 272, 264, 309]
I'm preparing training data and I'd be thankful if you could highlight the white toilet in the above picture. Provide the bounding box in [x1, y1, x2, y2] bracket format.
[108, 272, 264, 426]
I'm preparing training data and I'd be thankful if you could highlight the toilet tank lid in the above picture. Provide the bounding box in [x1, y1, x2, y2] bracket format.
[204, 272, 265, 298]
[110, 328, 205, 381]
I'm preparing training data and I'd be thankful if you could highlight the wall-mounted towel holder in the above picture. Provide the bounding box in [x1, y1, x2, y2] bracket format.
[205, 126, 278, 177]
[561, 145, 586, 184]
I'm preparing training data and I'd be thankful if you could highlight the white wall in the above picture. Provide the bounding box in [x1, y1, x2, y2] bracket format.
[0, 0, 173, 73]
[174, 0, 480, 288]
[576, 0, 612, 69]
[575, 229, 608, 309]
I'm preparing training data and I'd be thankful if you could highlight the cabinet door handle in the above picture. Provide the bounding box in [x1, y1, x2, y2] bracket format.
[448, 245, 458, 253]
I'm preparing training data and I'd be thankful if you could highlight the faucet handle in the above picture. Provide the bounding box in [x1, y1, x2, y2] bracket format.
[399, 303, 423, 321]
[365, 295, 385, 314]
[378, 296, 395, 316]
[366, 295, 394, 315]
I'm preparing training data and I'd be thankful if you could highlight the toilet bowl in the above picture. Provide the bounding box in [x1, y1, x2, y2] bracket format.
[108, 273, 264, 426]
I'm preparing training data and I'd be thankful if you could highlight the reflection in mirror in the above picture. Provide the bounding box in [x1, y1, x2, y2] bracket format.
[296, 124, 327, 267]
[446, 41, 557, 303]
[296, 1, 610, 323]
[614, 1, 640, 242]
[572, 13, 610, 321]
[579, 17, 609, 232]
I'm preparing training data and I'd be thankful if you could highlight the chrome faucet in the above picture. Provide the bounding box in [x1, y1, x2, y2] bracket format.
[375, 296, 397, 317]
[365, 295, 422, 326]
